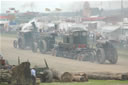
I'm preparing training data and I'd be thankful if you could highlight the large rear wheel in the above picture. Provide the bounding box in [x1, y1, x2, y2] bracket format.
[39, 40, 47, 53]
[108, 47, 118, 64]
[96, 48, 106, 64]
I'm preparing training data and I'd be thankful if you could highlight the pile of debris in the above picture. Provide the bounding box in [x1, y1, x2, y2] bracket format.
[34, 59, 128, 83]
[61, 72, 88, 82]
[36, 71, 128, 82]
[35, 59, 61, 83]
[34, 59, 88, 83]
[0, 57, 128, 85]
[60, 72, 128, 82]
[11, 62, 31, 85]
[0, 69, 11, 84]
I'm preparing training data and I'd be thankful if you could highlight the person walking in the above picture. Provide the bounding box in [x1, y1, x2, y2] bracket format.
[31, 68, 36, 85]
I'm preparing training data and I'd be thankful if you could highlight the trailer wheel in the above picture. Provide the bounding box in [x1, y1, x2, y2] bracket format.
[32, 42, 38, 52]
[108, 47, 118, 64]
[39, 40, 47, 53]
[96, 48, 105, 64]
[18, 38, 25, 49]
[13, 40, 18, 48]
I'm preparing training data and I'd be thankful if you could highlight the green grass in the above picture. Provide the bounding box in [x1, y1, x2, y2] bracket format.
[1, 80, 128, 85]
[40, 80, 128, 85]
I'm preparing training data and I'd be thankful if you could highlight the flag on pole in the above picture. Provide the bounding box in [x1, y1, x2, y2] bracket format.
[45, 8, 51, 11]
[9, 8, 15, 10]
[55, 8, 62, 11]
[18, 57, 20, 65]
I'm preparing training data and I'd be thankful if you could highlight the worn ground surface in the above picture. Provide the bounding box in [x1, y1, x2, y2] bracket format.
[0, 36, 128, 73]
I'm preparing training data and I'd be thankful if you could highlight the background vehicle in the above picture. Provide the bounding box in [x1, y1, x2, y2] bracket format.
[55, 26, 118, 64]
[13, 22, 39, 52]
[13, 21, 57, 53]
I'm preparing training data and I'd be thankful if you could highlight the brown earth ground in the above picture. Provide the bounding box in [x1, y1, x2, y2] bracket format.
[0, 36, 128, 73]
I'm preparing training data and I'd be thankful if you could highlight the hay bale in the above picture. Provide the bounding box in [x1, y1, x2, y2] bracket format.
[61, 72, 73, 82]
[72, 72, 88, 82]
[87, 72, 122, 80]
[73, 72, 86, 76]
[61, 72, 88, 82]
[121, 73, 128, 80]
[81, 73, 88, 82]
[51, 68, 61, 81]
[73, 75, 87, 82]
[36, 78, 41, 85]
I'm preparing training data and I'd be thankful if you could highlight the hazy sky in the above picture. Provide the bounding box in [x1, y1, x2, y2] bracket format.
[1, 0, 128, 13]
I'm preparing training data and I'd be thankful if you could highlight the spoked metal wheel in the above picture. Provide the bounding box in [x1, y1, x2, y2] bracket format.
[108, 47, 118, 64]
[96, 48, 106, 64]
[39, 40, 47, 53]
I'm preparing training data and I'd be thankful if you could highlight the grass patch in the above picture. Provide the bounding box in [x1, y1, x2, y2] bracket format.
[0, 80, 128, 85]
[40, 80, 128, 85]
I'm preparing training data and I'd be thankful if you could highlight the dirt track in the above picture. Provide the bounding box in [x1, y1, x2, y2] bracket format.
[0, 36, 128, 73]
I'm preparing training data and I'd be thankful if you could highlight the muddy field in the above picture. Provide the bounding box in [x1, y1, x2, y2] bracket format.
[0, 36, 128, 73]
